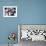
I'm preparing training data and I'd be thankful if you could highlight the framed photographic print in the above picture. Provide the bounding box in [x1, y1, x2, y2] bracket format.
[3, 6, 17, 17]
[18, 24, 46, 42]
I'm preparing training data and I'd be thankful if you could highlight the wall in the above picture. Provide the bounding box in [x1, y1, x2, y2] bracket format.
[0, 0, 46, 44]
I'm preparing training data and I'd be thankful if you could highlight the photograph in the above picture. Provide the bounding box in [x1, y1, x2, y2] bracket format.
[3, 6, 17, 17]
[18, 24, 46, 46]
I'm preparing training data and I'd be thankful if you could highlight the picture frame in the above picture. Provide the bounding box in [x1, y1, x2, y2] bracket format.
[18, 24, 46, 42]
[3, 6, 17, 17]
